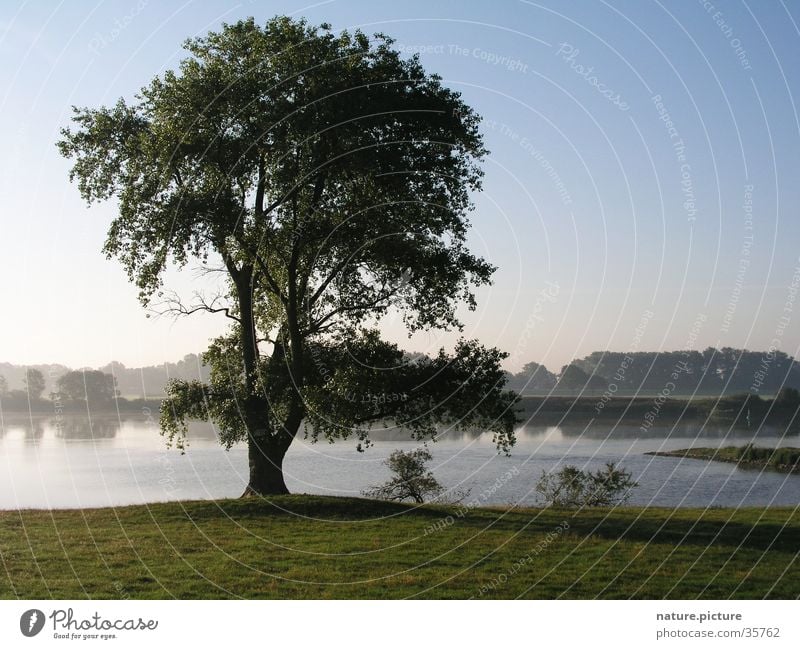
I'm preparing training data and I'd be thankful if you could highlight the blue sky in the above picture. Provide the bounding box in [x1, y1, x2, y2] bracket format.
[0, 0, 798, 372]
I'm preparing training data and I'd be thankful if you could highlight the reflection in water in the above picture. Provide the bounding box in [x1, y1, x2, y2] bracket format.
[26, 420, 44, 441]
[0, 415, 123, 441]
[54, 417, 121, 440]
[0, 418, 46, 441]
[531, 422, 800, 441]
[370, 421, 800, 443]
[0, 415, 799, 509]
[367, 425, 486, 443]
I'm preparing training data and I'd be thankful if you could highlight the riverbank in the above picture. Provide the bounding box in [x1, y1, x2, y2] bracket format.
[0, 496, 796, 598]
[0, 396, 163, 414]
[518, 393, 798, 428]
[4, 392, 796, 430]
[646, 445, 800, 473]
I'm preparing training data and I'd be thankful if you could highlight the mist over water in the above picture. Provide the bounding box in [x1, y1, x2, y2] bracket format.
[1, 415, 798, 509]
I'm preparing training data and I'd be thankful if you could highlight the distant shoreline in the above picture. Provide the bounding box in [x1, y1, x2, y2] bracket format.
[517, 394, 799, 430]
[0, 398, 163, 416]
[646, 445, 800, 474]
[1, 393, 796, 432]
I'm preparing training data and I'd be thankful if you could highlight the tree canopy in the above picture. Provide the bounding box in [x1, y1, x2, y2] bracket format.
[58, 16, 519, 494]
[23, 369, 46, 401]
[55, 370, 118, 406]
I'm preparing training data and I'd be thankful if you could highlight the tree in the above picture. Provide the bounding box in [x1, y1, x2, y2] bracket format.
[363, 448, 444, 503]
[55, 370, 118, 405]
[23, 368, 46, 401]
[556, 364, 606, 393]
[58, 17, 518, 495]
[0, 375, 7, 397]
[535, 462, 638, 507]
[775, 386, 800, 407]
[510, 361, 556, 393]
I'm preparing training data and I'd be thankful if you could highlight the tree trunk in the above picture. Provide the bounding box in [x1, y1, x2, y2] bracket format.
[229, 260, 305, 497]
[241, 415, 302, 496]
[230, 265, 290, 496]
[242, 433, 290, 496]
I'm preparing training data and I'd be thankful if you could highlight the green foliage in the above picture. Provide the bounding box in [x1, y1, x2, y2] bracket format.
[58, 16, 490, 315]
[735, 444, 800, 468]
[775, 387, 800, 406]
[571, 347, 800, 395]
[535, 462, 638, 507]
[363, 448, 444, 503]
[769, 448, 800, 468]
[23, 368, 46, 401]
[648, 446, 800, 473]
[160, 333, 252, 452]
[556, 364, 607, 392]
[59, 15, 518, 477]
[299, 333, 519, 452]
[506, 361, 557, 394]
[737, 443, 757, 462]
[55, 370, 118, 405]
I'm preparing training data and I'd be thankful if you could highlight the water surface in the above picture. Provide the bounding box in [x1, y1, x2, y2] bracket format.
[1, 415, 799, 509]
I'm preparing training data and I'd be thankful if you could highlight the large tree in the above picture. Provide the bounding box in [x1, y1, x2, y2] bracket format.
[56, 370, 118, 406]
[58, 17, 518, 495]
[509, 361, 556, 394]
[23, 368, 46, 401]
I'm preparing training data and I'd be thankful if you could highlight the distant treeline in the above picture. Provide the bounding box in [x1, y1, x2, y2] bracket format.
[0, 368, 163, 414]
[517, 390, 800, 430]
[506, 347, 800, 396]
[0, 355, 209, 413]
[0, 354, 210, 400]
[2, 347, 799, 414]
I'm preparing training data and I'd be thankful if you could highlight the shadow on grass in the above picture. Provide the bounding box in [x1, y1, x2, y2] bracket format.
[162, 496, 798, 554]
[557, 509, 798, 553]
[177, 494, 446, 522]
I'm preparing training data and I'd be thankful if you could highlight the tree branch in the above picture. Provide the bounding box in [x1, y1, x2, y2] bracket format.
[306, 285, 398, 334]
[251, 248, 289, 306]
[150, 290, 241, 323]
[307, 256, 358, 308]
[254, 153, 266, 216]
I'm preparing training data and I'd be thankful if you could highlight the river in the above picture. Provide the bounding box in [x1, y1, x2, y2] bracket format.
[1, 415, 798, 509]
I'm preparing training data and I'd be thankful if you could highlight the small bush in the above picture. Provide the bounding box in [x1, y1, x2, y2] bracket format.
[362, 448, 445, 504]
[736, 443, 800, 468]
[775, 387, 800, 406]
[536, 462, 638, 507]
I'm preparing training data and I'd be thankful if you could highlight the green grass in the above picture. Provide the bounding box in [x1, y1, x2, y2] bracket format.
[648, 445, 800, 473]
[1, 496, 798, 599]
